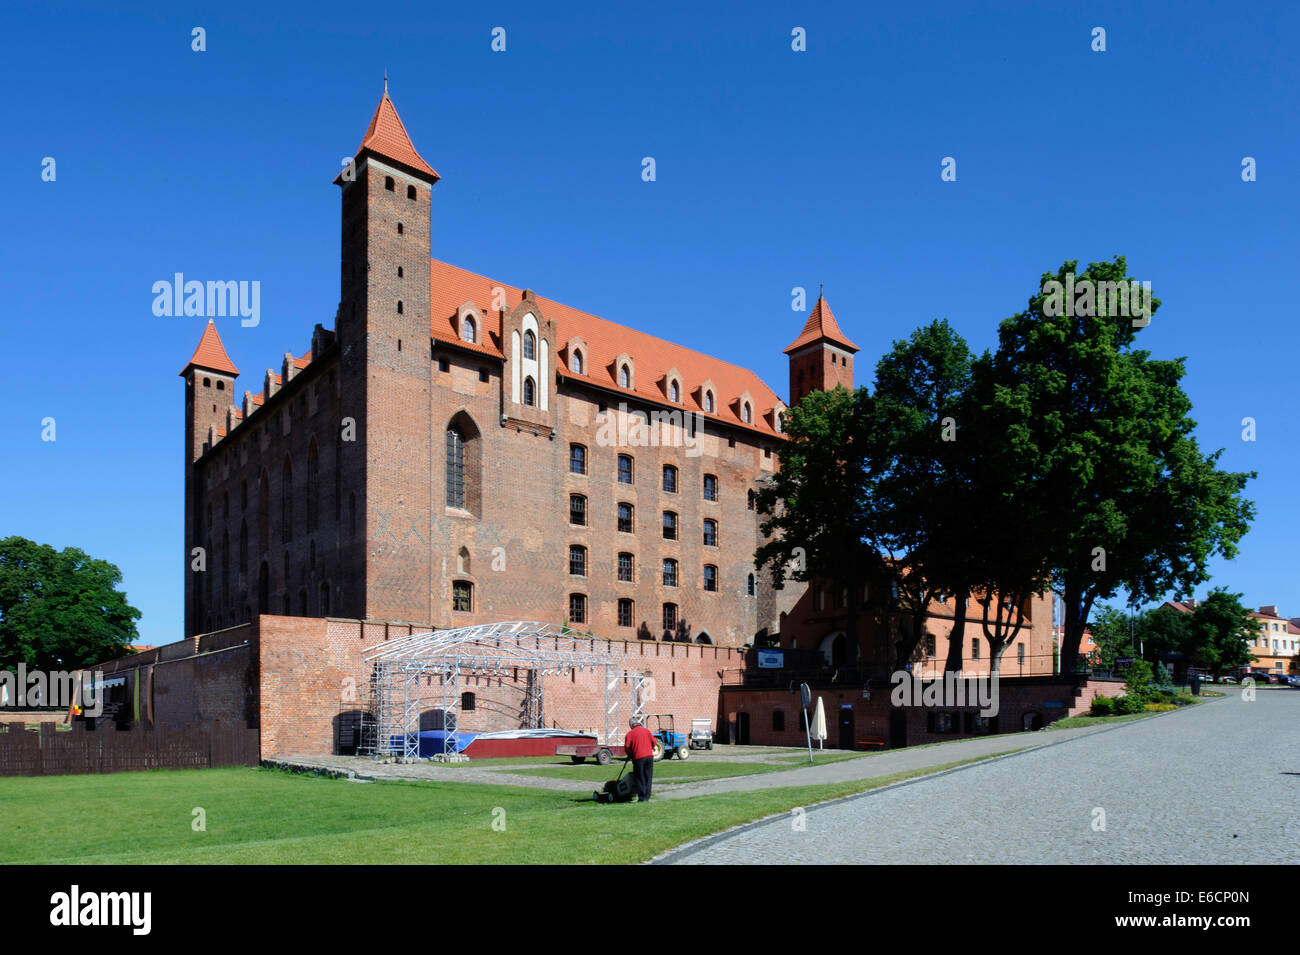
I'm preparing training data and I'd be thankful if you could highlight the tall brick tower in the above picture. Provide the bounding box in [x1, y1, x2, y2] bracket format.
[181, 320, 240, 635]
[334, 83, 441, 622]
[783, 292, 858, 405]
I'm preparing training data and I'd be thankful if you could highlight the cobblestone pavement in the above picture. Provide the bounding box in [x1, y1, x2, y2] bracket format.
[663, 691, 1300, 864]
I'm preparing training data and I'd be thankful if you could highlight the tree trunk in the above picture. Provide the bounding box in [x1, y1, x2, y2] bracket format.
[944, 585, 969, 674]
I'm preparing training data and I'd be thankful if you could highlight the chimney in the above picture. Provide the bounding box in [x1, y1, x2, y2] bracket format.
[1258, 605, 1280, 617]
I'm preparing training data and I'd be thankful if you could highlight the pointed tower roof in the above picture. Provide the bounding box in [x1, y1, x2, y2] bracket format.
[180, 320, 240, 377]
[783, 294, 859, 354]
[340, 83, 439, 183]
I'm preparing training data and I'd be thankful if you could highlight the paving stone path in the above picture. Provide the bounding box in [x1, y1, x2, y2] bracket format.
[659, 691, 1300, 864]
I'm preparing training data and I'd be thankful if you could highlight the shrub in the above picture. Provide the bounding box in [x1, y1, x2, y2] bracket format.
[1090, 695, 1116, 716]
[1113, 694, 1146, 715]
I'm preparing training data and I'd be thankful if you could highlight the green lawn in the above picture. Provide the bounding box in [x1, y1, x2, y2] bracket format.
[0, 752, 1021, 864]
[1047, 711, 1159, 730]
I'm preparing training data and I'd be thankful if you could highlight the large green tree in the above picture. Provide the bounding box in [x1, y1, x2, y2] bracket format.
[755, 386, 883, 665]
[867, 319, 981, 672]
[0, 536, 140, 669]
[1189, 588, 1257, 680]
[983, 257, 1255, 675]
[1088, 604, 1133, 670]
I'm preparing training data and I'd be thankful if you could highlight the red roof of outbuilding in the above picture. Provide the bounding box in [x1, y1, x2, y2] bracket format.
[180, 320, 240, 377]
[783, 294, 859, 355]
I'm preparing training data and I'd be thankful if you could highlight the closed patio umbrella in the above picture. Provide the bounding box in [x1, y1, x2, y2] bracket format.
[812, 696, 828, 750]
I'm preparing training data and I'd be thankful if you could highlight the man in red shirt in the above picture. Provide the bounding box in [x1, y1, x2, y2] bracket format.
[623, 716, 656, 802]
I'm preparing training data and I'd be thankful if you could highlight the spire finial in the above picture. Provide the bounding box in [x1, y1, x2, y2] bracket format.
[383, 71, 389, 97]
[819, 282, 824, 300]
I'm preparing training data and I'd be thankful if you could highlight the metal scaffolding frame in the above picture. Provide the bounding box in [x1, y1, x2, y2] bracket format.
[359, 621, 648, 760]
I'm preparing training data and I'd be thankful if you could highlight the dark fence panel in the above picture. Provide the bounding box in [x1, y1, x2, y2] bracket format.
[0, 722, 258, 777]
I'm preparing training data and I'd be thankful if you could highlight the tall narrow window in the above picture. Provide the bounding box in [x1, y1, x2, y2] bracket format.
[569, 593, 587, 625]
[618, 553, 634, 582]
[281, 457, 293, 542]
[446, 425, 465, 508]
[462, 317, 477, 344]
[618, 454, 634, 484]
[703, 474, 718, 501]
[669, 380, 680, 402]
[746, 573, 756, 596]
[703, 519, 718, 546]
[663, 558, 678, 587]
[742, 402, 752, 423]
[571, 349, 584, 374]
[569, 444, 587, 475]
[663, 603, 678, 632]
[704, 390, 715, 413]
[617, 599, 634, 628]
[617, 503, 634, 534]
[662, 511, 678, 541]
[703, 565, 718, 592]
[569, 545, 587, 577]
[523, 377, 536, 406]
[307, 440, 319, 532]
[569, 494, 587, 526]
[523, 330, 536, 360]
[619, 365, 631, 388]
[662, 465, 677, 493]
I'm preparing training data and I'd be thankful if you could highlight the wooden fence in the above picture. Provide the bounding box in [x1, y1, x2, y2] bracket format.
[0, 721, 259, 776]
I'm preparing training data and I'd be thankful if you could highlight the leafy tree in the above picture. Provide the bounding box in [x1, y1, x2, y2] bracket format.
[0, 536, 140, 669]
[1136, 604, 1196, 672]
[1189, 588, 1257, 680]
[1089, 604, 1134, 670]
[755, 386, 882, 665]
[866, 320, 984, 672]
[982, 257, 1255, 675]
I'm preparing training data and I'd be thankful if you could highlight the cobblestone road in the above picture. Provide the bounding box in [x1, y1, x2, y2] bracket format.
[664, 691, 1300, 864]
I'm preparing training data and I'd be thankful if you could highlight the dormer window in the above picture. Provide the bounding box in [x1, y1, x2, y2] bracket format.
[571, 349, 583, 374]
[462, 317, 477, 344]
[742, 402, 752, 424]
[620, 365, 631, 388]
[669, 380, 680, 402]
[704, 390, 715, 413]
[524, 330, 536, 360]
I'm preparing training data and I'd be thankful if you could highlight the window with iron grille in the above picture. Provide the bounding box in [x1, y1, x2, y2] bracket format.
[703, 519, 718, 546]
[569, 545, 587, 577]
[617, 598, 634, 627]
[452, 580, 473, 612]
[569, 494, 586, 526]
[618, 503, 634, 533]
[618, 553, 634, 582]
[971, 639, 980, 660]
[746, 573, 756, 596]
[618, 454, 634, 484]
[569, 444, 587, 474]
[569, 593, 586, 625]
[663, 602, 678, 631]
[662, 465, 677, 493]
[662, 511, 678, 540]
[703, 565, 718, 592]
[703, 474, 718, 501]
[663, 558, 678, 587]
[446, 427, 465, 508]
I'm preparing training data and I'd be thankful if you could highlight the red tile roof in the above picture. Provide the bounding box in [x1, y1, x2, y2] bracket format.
[348, 91, 439, 182]
[429, 259, 784, 436]
[783, 294, 859, 354]
[180, 320, 240, 377]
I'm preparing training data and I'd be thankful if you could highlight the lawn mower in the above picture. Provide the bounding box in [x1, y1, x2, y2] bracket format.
[592, 758, 637, 803]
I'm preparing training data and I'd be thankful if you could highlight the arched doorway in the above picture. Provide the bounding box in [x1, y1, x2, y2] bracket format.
[818, 631, 847, 665]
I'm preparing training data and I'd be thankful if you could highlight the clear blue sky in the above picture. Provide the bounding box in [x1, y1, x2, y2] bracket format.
[2, 0, 1296, 647]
